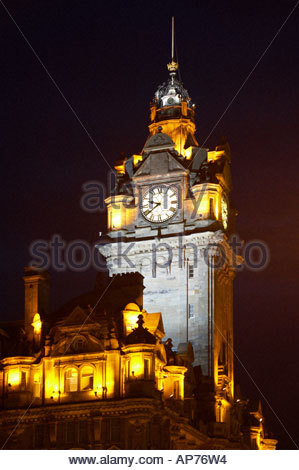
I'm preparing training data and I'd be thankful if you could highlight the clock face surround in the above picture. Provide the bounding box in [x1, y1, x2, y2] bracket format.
[141, 185, 178, 223]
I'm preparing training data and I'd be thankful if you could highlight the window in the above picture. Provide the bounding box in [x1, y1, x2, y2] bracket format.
[80, 366, 94, 391]
[101, 418, 109, 442]
[34, 424, 44, 448]
[144, 359, 150, 380]
[111, 418, 121, 442]
[209, 198, 214, 217]
[33, 373, 41, 397]
[66, 421, 76, 444]
[126, 360, 130, 379]
[7, 368, 20, 389]
[72, 337, 86, 352]
[188, 304, 194, 319]
[173, 380, 180, 399]
[101, 418, 121, 444]
[79, 421, 89, 444]
[20, 371, 27, 391]
[189, 264, 194, 278]
[65, 368, 78, 392]
[56, 422, 64, 444]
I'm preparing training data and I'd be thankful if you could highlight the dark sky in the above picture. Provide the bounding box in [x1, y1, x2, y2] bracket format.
[1, 0, 298, 449]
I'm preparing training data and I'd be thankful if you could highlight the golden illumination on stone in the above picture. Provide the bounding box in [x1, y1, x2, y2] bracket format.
[191, 183, 221, 221]
[133, 154, 142, 166]
[149, 118, 197, 158]
[111, 211, 122, 230]
[163, 365, 187, 400]
[32, 313, 42, 334]
[150, 105, 156, 121]
[114, 161, 125, 174]
[130, 354, 143, 378]
[207, 149, 225, 162]
[123, 303, 141, 334]
[8, 368, 20, 386]
[181, 100, 187, 116]
[221, 195, 228, 230]
[105, 195, 135, 231]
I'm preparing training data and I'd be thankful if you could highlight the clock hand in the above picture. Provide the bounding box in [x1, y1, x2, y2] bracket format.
[147, 202, 161, 214]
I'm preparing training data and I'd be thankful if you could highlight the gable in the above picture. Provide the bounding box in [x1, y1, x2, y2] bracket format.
[134, 151, 187, 178]
[51, 332, 106, 356]
[59, 306, 91, 327]
[144, 312, 165, 339]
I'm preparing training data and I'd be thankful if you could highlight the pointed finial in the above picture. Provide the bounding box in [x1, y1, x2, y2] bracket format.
[167, 16, 178, 74]
[136, 314, 144, 328]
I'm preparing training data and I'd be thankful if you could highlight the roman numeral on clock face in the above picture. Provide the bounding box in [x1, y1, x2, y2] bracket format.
[141, 186, 179, 223]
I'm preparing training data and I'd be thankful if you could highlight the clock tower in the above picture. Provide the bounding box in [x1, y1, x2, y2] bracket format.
[98, 52, 237, 417]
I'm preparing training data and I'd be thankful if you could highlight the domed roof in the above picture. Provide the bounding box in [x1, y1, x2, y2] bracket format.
[153, 74, 192, 109]
[125, 314, 156, 345]
[149, 63, 195, 127]
[124, 302, 140, 312]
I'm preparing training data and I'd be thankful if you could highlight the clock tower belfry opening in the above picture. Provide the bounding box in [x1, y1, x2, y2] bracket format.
[98, 21, 237, 420]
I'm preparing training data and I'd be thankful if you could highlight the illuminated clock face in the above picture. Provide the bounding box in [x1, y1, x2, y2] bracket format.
[141, 186, 178, 223]
[221, 195, 228, 230]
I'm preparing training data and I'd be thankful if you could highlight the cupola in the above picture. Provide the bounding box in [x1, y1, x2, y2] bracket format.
[148, 19, 198, 157]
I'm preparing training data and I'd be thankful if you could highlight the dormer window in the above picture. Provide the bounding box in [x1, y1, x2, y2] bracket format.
[72, 336, 86, 353]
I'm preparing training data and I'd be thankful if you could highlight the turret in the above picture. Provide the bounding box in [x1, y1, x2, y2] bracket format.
[122, 314, 159, 398]
[23, 266, 49, 346]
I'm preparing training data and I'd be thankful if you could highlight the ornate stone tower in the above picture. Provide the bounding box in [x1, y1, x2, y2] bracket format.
[99, 50, 237, 420]
[23, 267, 49, 346]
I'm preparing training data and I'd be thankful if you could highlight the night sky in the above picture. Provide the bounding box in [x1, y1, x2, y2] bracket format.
[1, 0, 298, 449]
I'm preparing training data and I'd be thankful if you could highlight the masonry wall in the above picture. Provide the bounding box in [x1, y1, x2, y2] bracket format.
[104, 232, 228, 377]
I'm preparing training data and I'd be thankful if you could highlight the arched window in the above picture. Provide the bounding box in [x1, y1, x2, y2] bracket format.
[65, 368, 78, 392]
[80, 366, 94, 391]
